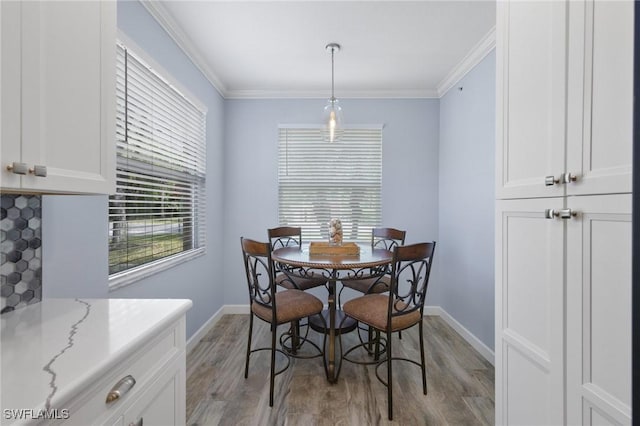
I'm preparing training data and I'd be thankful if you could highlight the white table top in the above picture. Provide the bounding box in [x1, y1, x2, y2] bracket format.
[0, 298, 192, 424]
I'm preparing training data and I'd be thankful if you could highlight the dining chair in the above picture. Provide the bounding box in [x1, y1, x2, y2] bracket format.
[268, 226, 328, 291]
[268, 226, 329, 354]
[339, 227, 406, 349]
[241, 237, 326, 407]
[339, 241, 436, 420]
[339, 227, 406, 298]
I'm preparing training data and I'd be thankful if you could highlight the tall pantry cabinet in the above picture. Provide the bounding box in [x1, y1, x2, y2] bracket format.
[495, 1, 633, 425]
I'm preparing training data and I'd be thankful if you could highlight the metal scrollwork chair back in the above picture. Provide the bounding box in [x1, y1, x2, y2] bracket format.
[268, 226, 327, 291]
[341, 227, 406, 297]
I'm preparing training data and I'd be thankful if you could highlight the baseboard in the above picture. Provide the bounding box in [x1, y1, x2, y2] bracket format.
[186, 305, 225, 353]
[425, 305, 495, 365]
[186, 305, 251, 353]
[187, 304, 495, 366]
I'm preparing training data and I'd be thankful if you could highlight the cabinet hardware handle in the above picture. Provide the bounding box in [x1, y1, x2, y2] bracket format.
[128, 418, 143, 426]
[561, 172, 579, 184]
[28, 165, 47, 177]
[545, 175, 560, 186]
[558, 208, 577, 219]
[6, 162, 28, 175]
[105, 375, 136, 404]
[545, 208, 577, 219]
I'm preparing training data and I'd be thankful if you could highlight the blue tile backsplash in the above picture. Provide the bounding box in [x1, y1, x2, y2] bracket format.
[1, 195, 42, 314]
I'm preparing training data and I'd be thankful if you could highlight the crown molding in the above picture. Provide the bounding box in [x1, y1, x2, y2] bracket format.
[140, 0, 228, 98]
[436, 26, 496, 98]
[141, 1, 492, 101]
[225, 88, 439, 99]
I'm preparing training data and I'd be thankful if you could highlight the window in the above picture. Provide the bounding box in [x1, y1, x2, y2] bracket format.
[109, 40, 206, 285]
[278, 126, 382, 241]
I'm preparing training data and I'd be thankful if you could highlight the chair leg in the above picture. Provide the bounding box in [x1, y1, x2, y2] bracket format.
[244, 313, 254, 379]
[374, 330, 381, 361]
[398, 330, 403, 340]
[367, 326, 373, 354]
[419, 320, 427, 395]
[291, 320, 300, 355]
[386, 328, 393, 421]
[269, 323, 277, 407]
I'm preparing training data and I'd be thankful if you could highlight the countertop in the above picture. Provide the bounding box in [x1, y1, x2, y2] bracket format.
[0, 298, 192, 424]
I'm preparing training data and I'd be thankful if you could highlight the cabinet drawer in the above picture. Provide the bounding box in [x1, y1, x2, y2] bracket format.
[59, 318, 184, 426]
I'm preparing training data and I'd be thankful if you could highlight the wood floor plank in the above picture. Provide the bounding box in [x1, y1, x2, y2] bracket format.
[186, 315, 494, 425]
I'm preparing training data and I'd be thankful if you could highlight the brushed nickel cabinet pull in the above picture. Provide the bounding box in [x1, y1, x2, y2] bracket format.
[28, 165, 47, 177]
[558, 208, 577, 219]
[6, 162, 28, 175]
[544, 209, 559, 219]
[561, 172, 579, 184]
[545, 175, 560, 186]
[105, 375, 136, 404]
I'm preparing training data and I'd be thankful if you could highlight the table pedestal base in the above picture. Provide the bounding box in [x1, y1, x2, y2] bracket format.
[309, 309, 357, 335]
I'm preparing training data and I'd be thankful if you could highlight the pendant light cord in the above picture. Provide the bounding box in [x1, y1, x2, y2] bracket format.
[331, 46, 335, 101]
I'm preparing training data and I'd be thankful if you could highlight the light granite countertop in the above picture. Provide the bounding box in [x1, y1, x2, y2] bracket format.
[0, 298, 192, 425]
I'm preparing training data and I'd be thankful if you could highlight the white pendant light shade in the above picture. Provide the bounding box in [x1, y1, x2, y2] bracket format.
[323, 43, 343, 143]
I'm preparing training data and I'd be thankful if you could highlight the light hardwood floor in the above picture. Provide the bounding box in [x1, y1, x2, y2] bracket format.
[186, 314, 494, 425]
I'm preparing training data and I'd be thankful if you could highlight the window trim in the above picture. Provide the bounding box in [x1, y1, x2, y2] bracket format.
[108, 32, 207, 290]
[109, 247, 205, 291]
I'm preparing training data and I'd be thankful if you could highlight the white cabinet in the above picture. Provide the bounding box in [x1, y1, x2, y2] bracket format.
[495, 0, 567, 200]
[0, 299, 191, 426]
[62, 317, 187, 426]
[566, 194, 632, 425]
[495, 1, 633, 424]
[567, 1, 634, 196]
[0, 0, 115, 194]
[496, 0, 633, 200]
[495, 198, 565, 425]
[122, 354, 186, 426]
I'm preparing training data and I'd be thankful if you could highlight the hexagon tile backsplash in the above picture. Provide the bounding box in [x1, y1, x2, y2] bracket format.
[1, 194, 42, 314]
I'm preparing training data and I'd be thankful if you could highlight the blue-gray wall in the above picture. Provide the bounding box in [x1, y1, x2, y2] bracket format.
[42, 0, 226, 339]
[438, 50, 496, 350]
[40, 0, 496, 351]
[222, 99, 441, 305]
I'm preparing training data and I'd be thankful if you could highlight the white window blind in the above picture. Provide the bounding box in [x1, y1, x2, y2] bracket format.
[109, 42, 206, 277]
[278, 127, 382, 241]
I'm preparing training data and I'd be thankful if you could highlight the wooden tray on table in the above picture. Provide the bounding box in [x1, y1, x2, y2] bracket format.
[309, 241, 360, 256]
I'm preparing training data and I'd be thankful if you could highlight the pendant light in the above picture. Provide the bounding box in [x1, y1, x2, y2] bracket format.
[323, 42, 343, 143]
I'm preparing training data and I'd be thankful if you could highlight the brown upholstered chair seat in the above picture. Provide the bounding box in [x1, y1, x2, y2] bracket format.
[341, 276, 390, 294]
[343, 294, 420, 332]
[275, 273, 326, 291]
[252, 289, 323, 325]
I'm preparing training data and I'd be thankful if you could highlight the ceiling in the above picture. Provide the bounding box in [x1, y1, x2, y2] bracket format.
[145, 1, 496, 99]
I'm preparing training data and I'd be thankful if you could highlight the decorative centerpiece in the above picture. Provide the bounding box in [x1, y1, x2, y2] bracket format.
[328, 218, 343, 245]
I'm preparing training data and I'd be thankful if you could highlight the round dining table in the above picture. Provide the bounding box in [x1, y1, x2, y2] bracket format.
[271, 243, 393, 383]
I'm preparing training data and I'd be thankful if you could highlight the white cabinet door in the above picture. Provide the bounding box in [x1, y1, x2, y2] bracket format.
[496, 1, 567, 200]
[123, 353, 186, 426]
[1, 1, 115, 194]
[566, 194, 632, 425]
[495, 198, 565, 425]
[0, 1, 22, 189]
[566, 1, 634, 196]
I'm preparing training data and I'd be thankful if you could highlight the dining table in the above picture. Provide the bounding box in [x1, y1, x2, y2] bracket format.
[271, 242, 393, 383]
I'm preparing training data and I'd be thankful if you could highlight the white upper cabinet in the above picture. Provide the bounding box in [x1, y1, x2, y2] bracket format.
[0, 1, 115, 194]
[567, 0, 634, 196]
[496, 1, 567, 199]
[497, 0, 633, 200]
